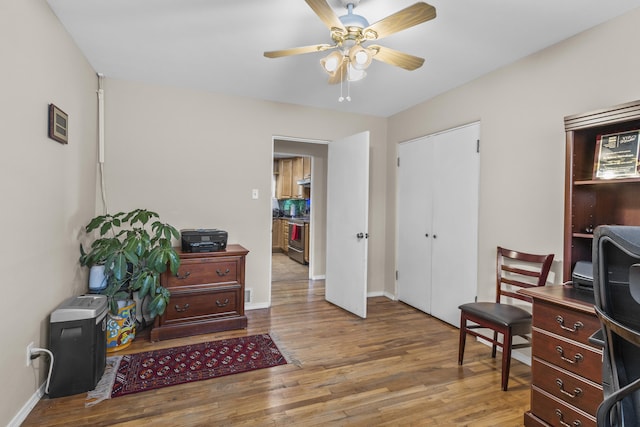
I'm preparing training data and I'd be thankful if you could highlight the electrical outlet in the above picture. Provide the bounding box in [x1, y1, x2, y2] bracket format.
[26, 342, 34, 367]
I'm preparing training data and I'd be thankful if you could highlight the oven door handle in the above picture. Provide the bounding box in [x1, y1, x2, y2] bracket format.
[288, 246, 304, 253]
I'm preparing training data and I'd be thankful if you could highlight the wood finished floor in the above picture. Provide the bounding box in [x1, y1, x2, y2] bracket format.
[23, 256, 531, 426]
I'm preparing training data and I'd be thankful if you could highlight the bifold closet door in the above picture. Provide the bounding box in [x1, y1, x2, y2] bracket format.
[397, 136, 434, 313]
[397, 123, 480, 327]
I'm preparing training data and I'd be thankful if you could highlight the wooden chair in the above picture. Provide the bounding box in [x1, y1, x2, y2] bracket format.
[458, 247, 554, 391]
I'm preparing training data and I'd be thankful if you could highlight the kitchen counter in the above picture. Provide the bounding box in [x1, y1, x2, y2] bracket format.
[276, 216, 309, 224]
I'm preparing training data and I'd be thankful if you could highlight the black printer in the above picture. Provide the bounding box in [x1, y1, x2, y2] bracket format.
[572, 260, 593, 291]
[181, 229, 228, 253]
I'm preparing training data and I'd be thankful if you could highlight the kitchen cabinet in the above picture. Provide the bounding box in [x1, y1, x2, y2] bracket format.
[563, 100, 640, 281]
[276, 158, 293, 199]
[150, 245, 249, 341]
[303, 157, 311, 179]
[281, 218, 289, 253]
[275, 156, 310, 199]
[520, 286, 602, 427]
[272, 219, 281, 252]
[292, 157, 304, 198]
[396, 123, 480, 327]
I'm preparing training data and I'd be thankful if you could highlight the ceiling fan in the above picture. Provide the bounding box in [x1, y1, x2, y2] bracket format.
[264, 0, 437, 84]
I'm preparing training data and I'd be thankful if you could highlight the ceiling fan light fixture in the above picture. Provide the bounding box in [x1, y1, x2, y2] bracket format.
[347, 64, 366, 82]
[348, 45, 372, 70]
[321, 51, 344, 75]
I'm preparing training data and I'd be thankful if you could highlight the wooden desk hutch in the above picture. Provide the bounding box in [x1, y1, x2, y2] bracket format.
[523, 99, 640, 425]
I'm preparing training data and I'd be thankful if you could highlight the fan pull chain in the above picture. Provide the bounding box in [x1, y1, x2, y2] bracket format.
[338, 60, 351, 102]
[338, 61, 345, 102]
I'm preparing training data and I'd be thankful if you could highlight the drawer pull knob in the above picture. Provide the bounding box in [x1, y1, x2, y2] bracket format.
[216, 268, 230, 276]
[555, 346, 584, 364]
[174, 303, 190, 312]
[555, 409, 581, 427]
[216, 298, 230, 307]
[555, 378, 583, 398]
[556, 315, 584, 333]
[176, 271, 191, 280]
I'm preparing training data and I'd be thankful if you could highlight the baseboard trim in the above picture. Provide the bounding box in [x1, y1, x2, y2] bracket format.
[9, 382, 45, 427]
[476, 337, 532, 366]
[246, 302, 270, 310]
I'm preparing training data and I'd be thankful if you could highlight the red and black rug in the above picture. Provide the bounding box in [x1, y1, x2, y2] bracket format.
[86, 333, 287, 405]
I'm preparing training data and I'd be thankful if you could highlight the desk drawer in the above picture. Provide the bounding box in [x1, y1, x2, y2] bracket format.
[532, 330, 602, 384]
[533, 301, 601, 349]
[163, 287, 241, 324]
[531, 386, 596, 427]
[163, 257, 239, 289]
[532, 357, 603, 416]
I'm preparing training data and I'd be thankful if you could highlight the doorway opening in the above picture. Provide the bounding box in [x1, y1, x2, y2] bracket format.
[270, 138, 328, 295]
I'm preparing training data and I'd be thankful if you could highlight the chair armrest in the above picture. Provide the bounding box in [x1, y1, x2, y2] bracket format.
[589, 329, 605, 348]
[596, 377, 640, 427]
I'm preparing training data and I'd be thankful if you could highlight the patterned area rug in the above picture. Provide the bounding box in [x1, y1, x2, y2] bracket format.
[86, 333, 287, 406]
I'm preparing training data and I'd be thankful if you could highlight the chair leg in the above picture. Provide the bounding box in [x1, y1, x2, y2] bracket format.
[501, 330, 513, 391]
[458, 313, 467, 365]
[491, 330, 498, 358]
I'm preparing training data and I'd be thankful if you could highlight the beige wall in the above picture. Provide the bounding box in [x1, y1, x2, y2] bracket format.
[100, 79, 388, 308]
[1, 0, 98, 424]
[387, 7, 640, 300]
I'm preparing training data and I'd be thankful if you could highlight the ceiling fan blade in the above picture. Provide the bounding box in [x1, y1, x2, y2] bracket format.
[364, 2, 436, 40]
[305, 0, 346, 32]
[369, 45, 425, 71]
[264, 44, 334, 58]
[328, 60, 347, 85]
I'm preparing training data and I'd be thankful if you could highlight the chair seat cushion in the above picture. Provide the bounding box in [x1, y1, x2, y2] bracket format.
[459, 302, 531, 328]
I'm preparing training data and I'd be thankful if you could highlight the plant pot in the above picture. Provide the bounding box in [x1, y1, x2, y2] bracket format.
[88, 265, 107, 292]
[106, 300, 136, 353]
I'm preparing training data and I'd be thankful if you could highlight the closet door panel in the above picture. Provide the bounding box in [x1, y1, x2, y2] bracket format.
[429, 123, 480, 326]
[397, 137, 434, 313]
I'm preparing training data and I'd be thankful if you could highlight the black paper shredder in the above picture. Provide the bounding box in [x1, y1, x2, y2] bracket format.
[48, 295, 108, 398]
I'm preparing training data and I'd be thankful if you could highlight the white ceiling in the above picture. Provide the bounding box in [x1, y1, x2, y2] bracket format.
[47, 0, 640, 117]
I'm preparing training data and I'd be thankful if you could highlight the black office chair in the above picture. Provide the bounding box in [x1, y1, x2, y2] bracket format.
[458, 247, 554, 391]
[592, 225, 640, 426]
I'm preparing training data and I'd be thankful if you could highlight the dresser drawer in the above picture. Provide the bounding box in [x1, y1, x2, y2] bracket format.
[533, 301, 601, 349]
[163, 257, 240, 289]
[162, 287, 241, 324]
[532, 330, 602, 384]
[531, 386, 596, 427]
[532, 357, 603, 416]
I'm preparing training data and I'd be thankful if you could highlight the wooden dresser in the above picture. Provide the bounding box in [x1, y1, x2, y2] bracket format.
[150, 244, 249, 341]
[520, 285, 603, 427]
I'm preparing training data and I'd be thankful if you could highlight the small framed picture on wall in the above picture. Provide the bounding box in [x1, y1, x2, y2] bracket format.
[48, 104, 68, 144]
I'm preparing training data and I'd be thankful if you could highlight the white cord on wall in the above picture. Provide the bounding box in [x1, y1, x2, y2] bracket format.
[97, 73, 108, 214]
[30, 348, 54, 395]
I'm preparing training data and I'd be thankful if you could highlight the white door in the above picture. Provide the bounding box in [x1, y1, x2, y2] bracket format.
[397, 136, 434, 313]
[325, 131, 370, 318]
[429, 124, 480, 326]
[397, 123, 480, 327]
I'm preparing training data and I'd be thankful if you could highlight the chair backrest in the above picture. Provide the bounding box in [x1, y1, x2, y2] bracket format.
[495, 247, 554, 304]
[593, 225, 640, 424]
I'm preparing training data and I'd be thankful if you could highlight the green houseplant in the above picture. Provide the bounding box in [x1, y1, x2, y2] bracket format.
[80, 208, 181, 319]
